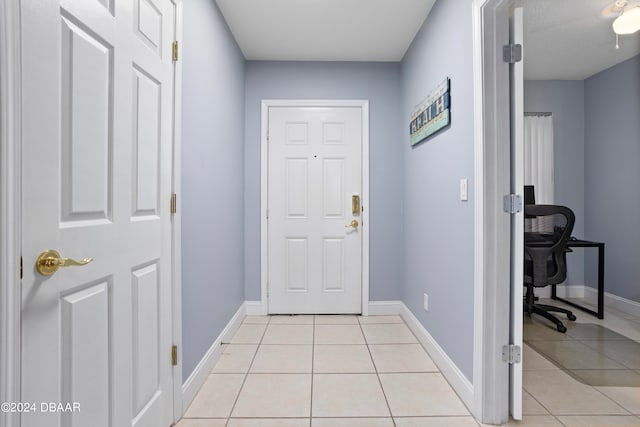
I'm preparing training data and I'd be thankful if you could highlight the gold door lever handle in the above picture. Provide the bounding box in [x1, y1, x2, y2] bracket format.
[36, 249, 93, 276]
[346, 220, 359, 228]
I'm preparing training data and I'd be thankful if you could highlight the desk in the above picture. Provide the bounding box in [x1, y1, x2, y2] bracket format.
[551, 239, 605, 320]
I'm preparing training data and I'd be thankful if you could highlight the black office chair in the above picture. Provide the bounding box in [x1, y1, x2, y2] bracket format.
[523, 205, 576, 333]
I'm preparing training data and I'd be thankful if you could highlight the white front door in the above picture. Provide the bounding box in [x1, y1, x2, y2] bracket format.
[509, 6, 525, 421]
[267, 106, 364, 314]
[20, 0, 175, 426]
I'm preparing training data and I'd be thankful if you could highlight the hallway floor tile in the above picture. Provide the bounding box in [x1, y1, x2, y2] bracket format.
[178, 308, 640, 427]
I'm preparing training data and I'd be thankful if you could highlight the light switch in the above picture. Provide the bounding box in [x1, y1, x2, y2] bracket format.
[460, 178, 468, 201]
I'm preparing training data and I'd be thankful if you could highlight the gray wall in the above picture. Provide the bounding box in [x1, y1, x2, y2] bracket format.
[523, 80, 585, 285]
[584, 54, 640, 302]
[181, 0, 246, 380]
[400, 0, 475, 381]
[244, 61, 404, 302]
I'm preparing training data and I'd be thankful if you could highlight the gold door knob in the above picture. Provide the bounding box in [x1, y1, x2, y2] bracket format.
[36, 249, 93, 276]
[346, 220, 359, 228]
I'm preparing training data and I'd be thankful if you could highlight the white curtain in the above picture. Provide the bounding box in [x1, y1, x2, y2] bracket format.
[524, 115, 554, 232]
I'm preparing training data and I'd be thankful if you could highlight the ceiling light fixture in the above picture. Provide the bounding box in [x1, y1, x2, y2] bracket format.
[613, 5, 640, 34]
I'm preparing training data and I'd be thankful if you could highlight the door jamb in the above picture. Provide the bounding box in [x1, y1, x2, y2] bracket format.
[170, 0, 184, 423]
[472, 0, 513, 423]
[0, 1, 22, 426]
[260, 100, 370, 315]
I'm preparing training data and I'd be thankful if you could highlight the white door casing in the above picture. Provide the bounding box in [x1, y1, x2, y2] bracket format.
[0, 1, 22, 426]
[20, 0, 175, 426]
[472, 0, 515, 422]
[264, 102, 369, 314]
[508, 6, 525, 421]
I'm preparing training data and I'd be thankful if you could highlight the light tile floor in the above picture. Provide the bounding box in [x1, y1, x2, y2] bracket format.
[503, 298, 640, 427]
[178, 307, 640, 427]
[178, 315, 475, 427]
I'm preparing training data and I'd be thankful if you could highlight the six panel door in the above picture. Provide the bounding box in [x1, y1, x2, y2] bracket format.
[268, 106, 363, 314]
[20, 0, 175, 425]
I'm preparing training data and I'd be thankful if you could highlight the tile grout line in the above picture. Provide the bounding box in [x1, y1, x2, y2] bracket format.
[524, 318, 640, 420]
[223, 315, 271, 427]
[359, 318, 397, 427]
[522, 385, 557, 421]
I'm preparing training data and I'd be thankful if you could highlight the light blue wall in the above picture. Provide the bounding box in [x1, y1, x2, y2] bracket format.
[181, 0, 246, 380]
[244, 61, 404, 302]
[523, 80, 585, 286]
[400, 0, 475, 381]
[584, 54, 640, 302]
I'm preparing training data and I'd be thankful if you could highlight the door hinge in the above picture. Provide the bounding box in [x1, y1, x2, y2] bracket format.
[172, 41, 179, 62]
[503, 44, 522, 63]
[170, 193, 177, 214]
[171, 345, 178, 366]
[502, 344, 522, 364]
[503, 194, 522, 214]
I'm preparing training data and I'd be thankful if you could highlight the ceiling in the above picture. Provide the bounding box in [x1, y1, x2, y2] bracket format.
[215, 0, 435, 62]
[520, 0, 640, 79]
[215, 0, 640, 80]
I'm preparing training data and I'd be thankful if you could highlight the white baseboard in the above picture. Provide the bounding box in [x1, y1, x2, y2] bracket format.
[397, 303, 474, 413]
[245, 300, 267, 316]
[181, 302, 246, 412]
[367, 301, 474, 412]
[368, 301, 474, 410]
[536, 285, 640, 318]
[367, 300, 403, 315]
[583, 286, 640, 318]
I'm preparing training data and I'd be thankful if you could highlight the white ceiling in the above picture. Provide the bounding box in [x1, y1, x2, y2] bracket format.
[521, 0, 640, 80]
[215, 0, 436, 62]
[215, 0, 640, 80]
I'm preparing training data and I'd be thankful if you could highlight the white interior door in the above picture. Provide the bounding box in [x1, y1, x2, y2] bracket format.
[268, 106, 363, 314]
[20, 0, 175, 426]
[509, 6, 525, 421]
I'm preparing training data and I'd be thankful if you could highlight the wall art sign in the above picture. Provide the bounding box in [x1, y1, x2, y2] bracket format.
[409, 77, 450, 146]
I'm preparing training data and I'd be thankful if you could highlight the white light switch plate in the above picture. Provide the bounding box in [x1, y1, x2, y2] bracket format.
[460, 178, 468, 201]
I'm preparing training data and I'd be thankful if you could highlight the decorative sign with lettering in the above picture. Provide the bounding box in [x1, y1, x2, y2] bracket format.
[409, 78, 450, 146]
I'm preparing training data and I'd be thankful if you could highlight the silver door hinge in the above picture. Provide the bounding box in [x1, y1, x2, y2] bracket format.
[503, 44, 522, 63]
[172, 41, 179, 62]
[170, 193, 177, 214]
[503, 194, 522, 214]
[502, 344, 521, 364]
[171, 345, 178, 366]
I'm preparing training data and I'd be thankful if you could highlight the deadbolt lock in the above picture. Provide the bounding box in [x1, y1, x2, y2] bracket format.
[352, 195, 361, 215]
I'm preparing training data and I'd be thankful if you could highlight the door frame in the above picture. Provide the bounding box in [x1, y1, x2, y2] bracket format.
[260, 100, 370, 316]
[0, 2, 184, 425]
[0, 1, 22, 426]
[472, 0, 514, 424]
[170, 0, 185, 422]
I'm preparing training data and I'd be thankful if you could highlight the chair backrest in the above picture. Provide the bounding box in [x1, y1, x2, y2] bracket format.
[523, 205, 575, 287]
[524, 185, 536, 205]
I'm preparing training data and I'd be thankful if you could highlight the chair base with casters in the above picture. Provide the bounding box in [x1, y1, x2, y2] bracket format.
[524, 286, 576, 333]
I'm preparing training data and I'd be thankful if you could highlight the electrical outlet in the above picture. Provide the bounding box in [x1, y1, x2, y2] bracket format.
[423, 293, 429, 311]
